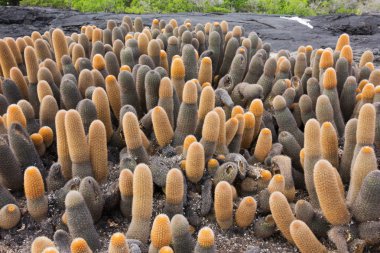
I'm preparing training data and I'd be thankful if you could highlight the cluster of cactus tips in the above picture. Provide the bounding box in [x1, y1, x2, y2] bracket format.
[0, 15, 379, 253]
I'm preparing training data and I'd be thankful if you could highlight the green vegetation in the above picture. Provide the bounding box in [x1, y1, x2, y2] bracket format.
[0, 0, 375, 16]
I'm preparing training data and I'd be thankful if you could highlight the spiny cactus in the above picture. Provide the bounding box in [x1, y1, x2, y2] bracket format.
[320, 122, 339, 168]
[70, 238, 93, 253]
[126, 163, 153, 244]
[236, 196, 257, 228]
[108, 232, 129, 253]
[195, 86, 215, 139]
[31, 133, 46, 156]
[52, 29, 69, 71]
[24, 166, 48, 221]
[253, 128, 272, 163]
[185, 142, 205, 183]
[152, 106, 174, 147]
[122, 112, 149, 164]
[194, 227, 216, 253]
[79, 176, 104, 222]
[92, 87, 114, 143]
[347, 146, 377, 207]
[9, 123, 45, 175]
[269, 191, 295, 243]
[164, 168, 184, 218]
[31, 236, 55, 253]
[322, 68, 345, 137]
[149, 214, 172, 252]
[172, 81, 198, 146]
[65, 109, 93, 178]
[290, 220, 327, 253]
[214, 181, 233, 229]
[0, 204, 21, 229]
[352, 170, 380, 222]
[65, 191, 100, 251]
[273, 95, 304, 146]
[241, 112, 255, 149]
[55, 110, 72, 180]
[314, 160, 350, 225]
[0, 39, 18, 78]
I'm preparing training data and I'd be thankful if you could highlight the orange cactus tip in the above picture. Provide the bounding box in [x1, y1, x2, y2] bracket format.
[71, 238, 90, 252]
[216, 154, 225, 161]
[185, 22, 192, 28]
[261, 170, 272, 181]
[197, 227, 215, 247]
[306, 45, 313, 52]
[361, 146, 373, 154]
[249, 99, 264, 116]
[180, 160, 186, 170]
[322, 67, 337, 89]
[356, 94, 363, 102]
[153, 19, 159, 24]
[159, 246, 174, 253]
[279, 59, 290, 71]
[340, 45, 353, 64]
[245, 196, 255, 205]
[273, 174, 284, 183]
[358, 79, 369, 91]
[375, 86, 380, 93]
[202, 82, 211, 88]
[319, 49, 334, 69]
[93, 54, 105, 70]
[213, 22, 219, 26]
[125, 34, 133, 41]
[171, 58, 185, 78]
[297, 46, 306, 53]
[316, 48, 323, 55]
[365, 62, 375, 71]
[183, 135, 197, 149]
[261, 128, 271, 135]
[322, 121, 333, 129]
[362, 83, 375, 99]
[110, 232, 126, 246]
[207, 158, 219, 168]
[105, 75, 117, 84]
[243, 112, 255, 128]
[120, 65, 131, 72]
[232, 106, 244, 117]
[202, 57, 212, 65]
[160, 50, 167, 57]
[7, 204, 17, 213]
[31, 133, 44, 145]
[335, 33, 350, 51]
[238, 47, 246, 54]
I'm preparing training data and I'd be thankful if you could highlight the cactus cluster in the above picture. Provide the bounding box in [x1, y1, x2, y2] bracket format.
[0, 16, 379, 253]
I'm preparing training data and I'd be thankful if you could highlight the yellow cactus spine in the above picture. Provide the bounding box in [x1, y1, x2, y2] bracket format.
[105, 75, 122, 121]
[241, 112, 255, 149]
[195, 227, 215, 252]
[70, 238, 93, 253]
[92, 87, 114, 143]
[198, 57, 212, 85]
[214, 181, 233, 230]
[0, 39, 17, 78]
[0, 204, 21, 229]
[6, 104, 27, 129]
